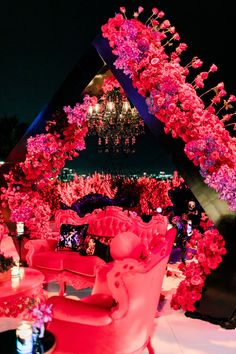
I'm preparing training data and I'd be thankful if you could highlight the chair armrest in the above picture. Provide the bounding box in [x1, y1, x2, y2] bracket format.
[24, 239, 58, 266]
[82, 293, 116, 310]
[47, 296, 112, 326]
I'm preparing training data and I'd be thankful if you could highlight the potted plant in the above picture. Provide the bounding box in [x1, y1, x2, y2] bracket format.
[0, 253, 15, 282]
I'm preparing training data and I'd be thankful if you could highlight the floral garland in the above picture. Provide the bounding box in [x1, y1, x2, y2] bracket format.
[171, 227, 226, 312]
[1, 95, 95, 238]
[26, 297, 53, 328]
[101, 6, 236, 210]
[101, 5, 228, 311]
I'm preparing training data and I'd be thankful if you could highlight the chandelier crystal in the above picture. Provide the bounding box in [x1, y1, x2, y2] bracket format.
[86, 81, 145, 154]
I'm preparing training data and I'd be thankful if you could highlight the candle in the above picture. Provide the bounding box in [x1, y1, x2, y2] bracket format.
[16, 321, 33, 354]
[16, 222, 24, 235]
[11, 275, 20, 289]
[11, 266, 20, 277]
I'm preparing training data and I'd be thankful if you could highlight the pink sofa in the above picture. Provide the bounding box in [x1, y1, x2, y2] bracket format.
[47, 227, 177, 354]
[25, 206, 169, 294]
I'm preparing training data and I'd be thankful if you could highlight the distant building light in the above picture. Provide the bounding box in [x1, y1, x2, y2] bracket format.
[0, 161, 4, 165]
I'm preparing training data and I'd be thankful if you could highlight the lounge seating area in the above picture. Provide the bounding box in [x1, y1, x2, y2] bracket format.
[0, 202, 178, 354]
[46, 226, 176, 354]
[0, 172, 234, 354]
[25, 206, 170, 295]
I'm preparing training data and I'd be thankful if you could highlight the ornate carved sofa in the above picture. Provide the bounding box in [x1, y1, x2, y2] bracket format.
[47, 227, 177, 354]
[25, 206, 169, 294]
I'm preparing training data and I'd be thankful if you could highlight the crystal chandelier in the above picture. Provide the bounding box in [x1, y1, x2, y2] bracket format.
[86, 84, 145, 154]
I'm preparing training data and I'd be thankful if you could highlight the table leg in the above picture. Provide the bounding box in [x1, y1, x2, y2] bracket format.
[59, 280, 66, 296]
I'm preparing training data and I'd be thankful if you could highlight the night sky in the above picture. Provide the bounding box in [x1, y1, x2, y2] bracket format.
[1, 0, 236, 174]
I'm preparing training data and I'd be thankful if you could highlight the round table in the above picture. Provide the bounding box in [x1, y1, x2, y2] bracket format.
[0, 328, 55, 354]
[0, 268, 45, 317]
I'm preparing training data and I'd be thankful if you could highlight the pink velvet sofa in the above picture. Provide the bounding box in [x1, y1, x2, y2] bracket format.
[25, 206, 169, 294]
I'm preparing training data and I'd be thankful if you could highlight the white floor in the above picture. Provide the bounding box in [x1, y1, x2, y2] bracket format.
[146, 273, 236, 354]
[1, 268, 235, 354]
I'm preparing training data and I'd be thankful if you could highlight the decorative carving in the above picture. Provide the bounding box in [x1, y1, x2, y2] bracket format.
[58, 272, 94, 292]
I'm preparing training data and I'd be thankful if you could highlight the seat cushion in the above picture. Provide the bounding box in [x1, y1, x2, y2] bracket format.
[63, 253, 105, 277]
[33, 251, 70, 271]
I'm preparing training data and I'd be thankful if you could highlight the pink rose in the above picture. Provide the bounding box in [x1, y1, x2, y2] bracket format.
[210, 64, 218, 72]
[152, 8, 159, 15]
[190, 275, 203, 286]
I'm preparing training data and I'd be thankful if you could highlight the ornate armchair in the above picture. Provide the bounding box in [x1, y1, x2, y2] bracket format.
[47, 227, 176, 354]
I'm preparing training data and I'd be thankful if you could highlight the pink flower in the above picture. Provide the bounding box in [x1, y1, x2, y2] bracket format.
[119, 7, 126, 13]
[191, 275, 204, 286]
[160, 20, 170, 29]
[217, 82, 224, 90]
[210, 64, 218, 72]
[158, 11, 165, 18]
[152, 8, 159, 15]
[152, 19, 159, 27]
[151, 58, 159, 65]
[200, 71, 208, 80]
[173, 33, 180, 41]
[138, 6, 144, 14]
[219, 89, 227, 97]
[228, 94, 236, 102]
[197, 253, 206, 263]
[192, 58, 203, 68]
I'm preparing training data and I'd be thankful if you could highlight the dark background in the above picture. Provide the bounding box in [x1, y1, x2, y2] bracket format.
[1, 0, 236, 174]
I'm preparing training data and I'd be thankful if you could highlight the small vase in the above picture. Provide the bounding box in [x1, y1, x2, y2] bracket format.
[38, 323, 45, 339]
[33, 323, 45, 339]
[33, 324, 44, 354]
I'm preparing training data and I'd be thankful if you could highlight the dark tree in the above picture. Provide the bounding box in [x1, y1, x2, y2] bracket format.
[0, 115, 29, 160]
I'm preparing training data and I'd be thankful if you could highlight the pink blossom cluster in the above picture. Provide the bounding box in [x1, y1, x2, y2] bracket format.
[27, 299, 53, 327]
[184, 134, 235, 177]
[1, 185, 52, 239]
[171, 228, 226, 311]
[137, 176, 173, 213]
[102, 7, 236, 211]
[64, 95, 97, 125]
[102, 75, 124, 94]
[57, 172, 117, 207]
[1, 95, 90, 238]
[205, 165, 236, 210]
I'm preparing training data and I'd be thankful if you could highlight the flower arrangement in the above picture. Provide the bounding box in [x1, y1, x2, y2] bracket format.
[26, 298, 53, 329]
[0, 253, 15, 273]
[101, 6, 236, 211]
[171, 227, 226, 311]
